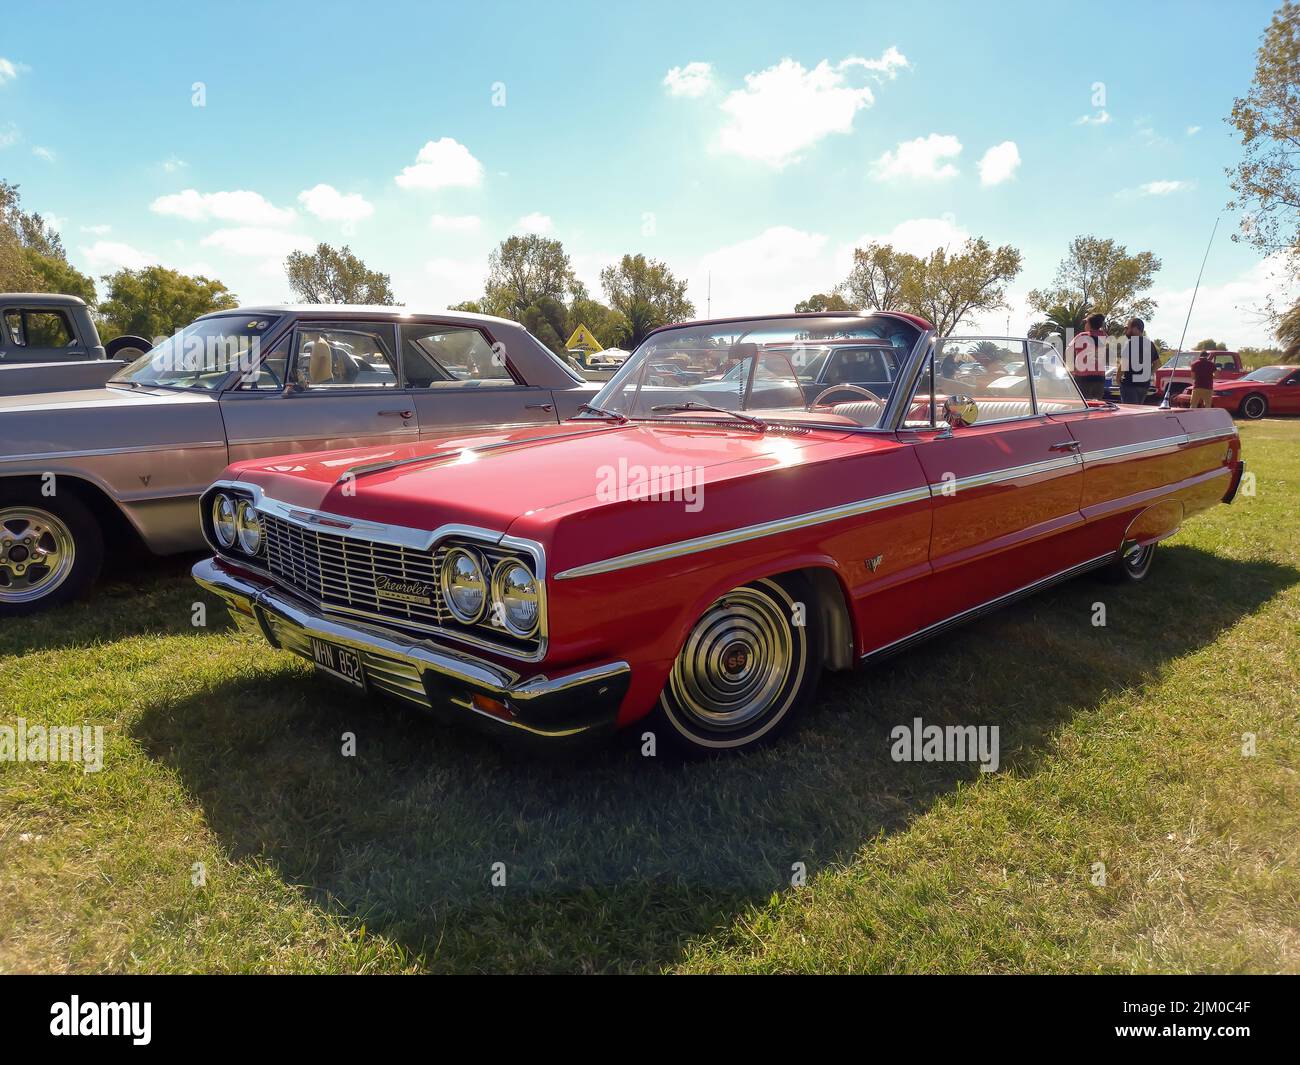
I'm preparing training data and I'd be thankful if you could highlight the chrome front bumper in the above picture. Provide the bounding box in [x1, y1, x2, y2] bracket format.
[193, 557, 630, 744]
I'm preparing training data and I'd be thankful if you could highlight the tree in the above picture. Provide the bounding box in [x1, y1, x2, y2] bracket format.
[1229, 2, 1300, 274]
[902, 238, 1023, 335]
[0, 180, 96, 302]
[599, 253, 694, 348]
[284, 243, 396, 304]
[1029, 236, 1161, 322]
[840, 243, 919, 312]
[97, 265, 237, 341]
[1029, 298, 1090, 342]
[567, 292, 630, 349]
[483, 234, 576, 319]
[1193, 337, 1227, 350]
[794, 291, 853, 312]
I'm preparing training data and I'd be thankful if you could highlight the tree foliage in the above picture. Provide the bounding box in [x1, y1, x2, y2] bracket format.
[1028, 298, 1090, 342]
[1028, 235, 1161, 323]
[0, 180, 97, 303]
[794, 291, 853, 312]
[1193, 337, 1228, 350]
[483, 234, 577, 319]
[284, 243, 396, 305]
[841, 244, 916, 312]
[96, 265, 238, 341]
[599, 253, 695, 348]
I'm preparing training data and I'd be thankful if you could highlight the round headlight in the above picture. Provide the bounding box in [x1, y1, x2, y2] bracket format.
[235, 500, 264, 555]
[492, 560, 540, 638]
[441, 547, 487, 623]
[212, 493, 237, 548]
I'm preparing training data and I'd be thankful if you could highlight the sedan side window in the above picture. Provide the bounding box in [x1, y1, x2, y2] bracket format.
[235, 333, 292, 391]
[401, 324, 515, 388]
[1027, 341, 1087, 413]
[291, 325, 399, 390]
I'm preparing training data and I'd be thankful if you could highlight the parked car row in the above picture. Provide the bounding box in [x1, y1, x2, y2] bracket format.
[2, 303, 1247, 754]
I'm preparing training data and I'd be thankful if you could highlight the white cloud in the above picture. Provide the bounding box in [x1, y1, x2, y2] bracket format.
[0, 58, 23, 86]
[849, 215, 971, 259]
[0, 123, 18, 149]
[32, 145, 55, 163]
[663, 61, 715, 98]
[1186, 125, 1201, 136]
[151, 189, 296, 226]
[1074, 110, 1111, 126]
[297, 183, 374, 226]
[717, 49, 908, 168]
[977, 141, 1020, 186]
[1149, 255, 1294, 348]
[80, 240, 155, 272]
[394, 137, 484, 191]
[515, 212, 553, 234]
[872, 133, 962, 182]
[692, 225, 830, 315]
[1139, 180, 1189, 196]
[162, 156, 187, 173]
[80, 223, 112, 236]
[414, 255, 491, 308]
[429, 213, 481, 233]
[199, 227, 312, 258]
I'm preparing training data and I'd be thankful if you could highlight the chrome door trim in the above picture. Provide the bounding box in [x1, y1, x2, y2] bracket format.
[4, 441, 226, 463]
[926, 453, 1081, 495]
[553, 484, 933, 581]
[1080, 433, 1189, 464]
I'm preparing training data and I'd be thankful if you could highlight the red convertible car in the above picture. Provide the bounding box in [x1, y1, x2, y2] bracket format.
[193, 312, 1244, 753]
[1172, 364, 1300, 419]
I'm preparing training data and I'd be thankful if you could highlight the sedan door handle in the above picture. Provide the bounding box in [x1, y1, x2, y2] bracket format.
[525, 403, 554, 411]
[1050, 440, 1081, 452]
[378, 409, 414, 419]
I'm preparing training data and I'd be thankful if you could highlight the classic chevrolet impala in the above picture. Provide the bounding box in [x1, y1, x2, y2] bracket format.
[193, 312, 1244, 753]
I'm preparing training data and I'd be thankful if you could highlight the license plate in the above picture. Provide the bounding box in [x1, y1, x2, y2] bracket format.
[309, 637, 366, 690]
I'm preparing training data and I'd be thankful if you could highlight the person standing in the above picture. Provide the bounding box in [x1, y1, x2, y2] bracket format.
[1118, 317, 1160, 405]
[1069, 313, 1110, 400]
[1189, 349, 1216, 408]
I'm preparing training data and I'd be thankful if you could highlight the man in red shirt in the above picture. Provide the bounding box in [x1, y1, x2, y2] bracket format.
[1069, 313, 1110, 400]
[1189, 350, 1215, 408]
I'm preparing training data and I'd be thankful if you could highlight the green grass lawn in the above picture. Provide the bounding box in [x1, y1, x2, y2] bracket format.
[2, 420, 1297, 974]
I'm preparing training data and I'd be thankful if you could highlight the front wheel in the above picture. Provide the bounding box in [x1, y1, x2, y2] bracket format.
[652, 575, 822, 753]
[1239, 393, 1268, 420]
[0, 492, 103, 615]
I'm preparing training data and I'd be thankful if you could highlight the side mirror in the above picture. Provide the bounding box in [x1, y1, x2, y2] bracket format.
[943, 394, 979, 428]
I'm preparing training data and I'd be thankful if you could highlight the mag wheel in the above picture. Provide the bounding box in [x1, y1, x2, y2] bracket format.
[0, 494, 103, 615]
[1239, 393, 1268, 420]
[654, 575, 822, 753]
[1107, 541, 1156, 584]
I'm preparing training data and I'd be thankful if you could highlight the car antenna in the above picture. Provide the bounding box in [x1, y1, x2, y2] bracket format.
[1160, 214, 1219, 409]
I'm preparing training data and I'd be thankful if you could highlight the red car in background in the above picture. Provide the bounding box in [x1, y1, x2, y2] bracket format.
[193, 312, 1243, 755]
[1155, 350, 1246, 399]
[1173, 364, 1300, 419]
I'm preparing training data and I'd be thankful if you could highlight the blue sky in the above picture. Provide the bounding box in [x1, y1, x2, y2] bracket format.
[0, 0, 1286, 344]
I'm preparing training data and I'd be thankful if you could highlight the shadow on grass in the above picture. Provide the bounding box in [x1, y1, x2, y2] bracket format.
[133, 544, 1298, 972]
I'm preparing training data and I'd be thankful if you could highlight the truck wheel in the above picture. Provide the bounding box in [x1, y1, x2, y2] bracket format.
[1239, 393, 1268, 420]
[105, 335, 152, 361]
[0, 491, 103, 615]
[652, 575, 822, 754]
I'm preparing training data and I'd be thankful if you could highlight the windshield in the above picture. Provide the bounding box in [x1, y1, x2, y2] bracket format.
[110, 314, 280, 390]
[586, 315, 922, 429]
[1241, 366, 1290, 383]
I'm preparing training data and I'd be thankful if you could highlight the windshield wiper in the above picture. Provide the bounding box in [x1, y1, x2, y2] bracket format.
[576, 402, 628, 423]
[649, 402, 767, 430]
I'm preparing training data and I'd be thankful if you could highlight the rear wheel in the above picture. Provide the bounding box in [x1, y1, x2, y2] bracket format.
[1106, 541, 1156, 584]
[652, 575, 822, 753]
[0, 491, 103, 615]
[1239, 393, 1268, 420]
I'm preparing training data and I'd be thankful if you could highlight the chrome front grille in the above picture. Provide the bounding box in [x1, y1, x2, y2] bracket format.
[259, 513, 539, 654]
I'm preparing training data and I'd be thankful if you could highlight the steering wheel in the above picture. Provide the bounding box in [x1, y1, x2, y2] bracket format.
[812, 383, 884, 407]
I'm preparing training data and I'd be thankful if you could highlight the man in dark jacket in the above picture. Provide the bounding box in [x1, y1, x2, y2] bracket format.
[1118, 317, 1160, 405]
[1189, 350, 1215, 408]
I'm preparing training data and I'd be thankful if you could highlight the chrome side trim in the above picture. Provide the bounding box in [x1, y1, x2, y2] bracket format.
[1080, 433, 1188, 464]
[860, 552, 1116, 662]
[928, 453, 1080, 495]
[4, 441, 226, 463]
[1184, 427, 1238, 444]
[553, 484, 932, 581]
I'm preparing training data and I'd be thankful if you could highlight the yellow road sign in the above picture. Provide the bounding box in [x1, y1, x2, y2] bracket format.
[565, 324, 603, 353]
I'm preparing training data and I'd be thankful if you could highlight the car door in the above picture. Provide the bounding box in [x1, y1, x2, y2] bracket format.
[1275, 368, 1300, 413]
[0, 304, 88, 364]
[398, 321, 561, 436]
[220, 320, 422, 463]
[900, 338, 1087, 612]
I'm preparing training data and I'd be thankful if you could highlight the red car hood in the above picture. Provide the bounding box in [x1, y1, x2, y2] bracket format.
[226, 420, 855, 536]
